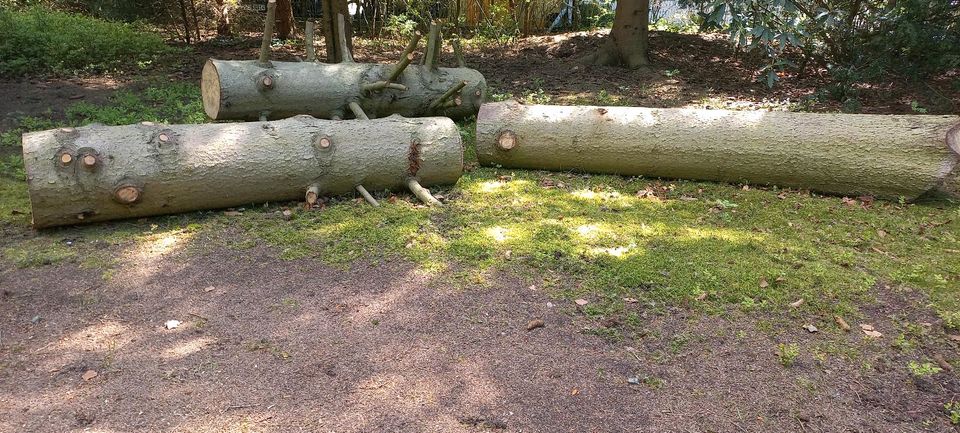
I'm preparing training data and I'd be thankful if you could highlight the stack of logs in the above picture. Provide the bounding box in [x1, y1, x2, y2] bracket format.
[22, 0, 479, 228]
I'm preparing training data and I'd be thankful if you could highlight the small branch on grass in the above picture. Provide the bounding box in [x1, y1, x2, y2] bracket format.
[355, 184, 380, 206]
[406, 178, 442, 206]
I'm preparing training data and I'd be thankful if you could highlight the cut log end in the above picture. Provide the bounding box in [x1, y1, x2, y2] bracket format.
[114, 185, 141, 204]
[201, 60, 222, 120]
[497, 130, 517, 151]
[82, 154, 98, 168]
[59, 153, 73, 165]
[315, 135, 332, 149]
[259, 75, 274, 90]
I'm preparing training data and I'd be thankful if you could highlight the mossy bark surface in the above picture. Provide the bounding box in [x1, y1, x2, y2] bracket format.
[476, 101, 960, 200]
[22, 115, 463, 228]
[202, 59, 486, 121]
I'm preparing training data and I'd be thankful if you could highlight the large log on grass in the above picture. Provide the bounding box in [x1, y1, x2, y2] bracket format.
[476, 101, 960, 200]
[202, 59, 486, 121]
[21, 115, 463, 228]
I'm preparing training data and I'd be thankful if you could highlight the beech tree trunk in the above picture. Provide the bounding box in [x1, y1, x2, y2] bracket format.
[201, 59, 486, 121]
[21, 116, 463, 228]
[276, 0, 295, 39]
[322, 0, 353, 63]
[215, 0, 232, 36]
[580, 0, 650, 68]
[476, 101, 960, 201]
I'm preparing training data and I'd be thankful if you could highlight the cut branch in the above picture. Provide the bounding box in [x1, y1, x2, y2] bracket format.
[304, 20, 317, 62]
[424, 22, 440, 70]
[355, 184, 380, 206]
[430, 81, 467, 110]
[387, 33, 422, 83]
[362, 81, 408, 92]
[258, 0, 278, 66]
[452, 38, 466, 68]
[348, 101, 369, 120]
[337, 13, 354, 63]
[406, 178, 443, 206]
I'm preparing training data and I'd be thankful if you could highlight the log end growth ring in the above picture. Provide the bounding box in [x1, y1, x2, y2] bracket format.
[497, 130, 517, 151]
[201, 60, 222, 120]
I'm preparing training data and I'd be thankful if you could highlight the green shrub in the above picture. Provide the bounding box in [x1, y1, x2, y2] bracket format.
[0, 7, 172, 76]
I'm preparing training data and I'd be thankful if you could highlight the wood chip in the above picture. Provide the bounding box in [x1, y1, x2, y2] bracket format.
[759, 278, 769, 288]
[790, 299, 804, 308]
[803, 324, 818, 333]
[204, 286, 215, 292]
[834, 316, 851, 332]
[574, 299, 589, 306]
[525, 319, 545, 331]
[624, 297, 639, 303]
[81, 370, 98, 381]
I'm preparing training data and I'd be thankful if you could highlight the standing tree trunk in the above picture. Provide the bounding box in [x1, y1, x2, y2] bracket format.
[580, 0, 650, 68]
[189, 0, 202, 42]
[215, 0, 232, 36]
[321, 0, 353, 63]
[176, 0, 192, 44]
[276, 0, 296, 39]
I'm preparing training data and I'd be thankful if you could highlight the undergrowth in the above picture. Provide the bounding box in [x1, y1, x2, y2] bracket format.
[0, 7, 172, 76]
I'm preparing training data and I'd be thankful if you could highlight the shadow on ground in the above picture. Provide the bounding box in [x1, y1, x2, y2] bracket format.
[2, 242, 957, 432]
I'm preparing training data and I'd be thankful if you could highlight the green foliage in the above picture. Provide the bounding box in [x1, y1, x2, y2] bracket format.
[778, 343, 800, 367]
[693, 0, 960, 90]
[907, 360, 942, 377]
[65, 83, 205, 125]
[941, 311, 960, 331]
[383, 13, 419, 38]
[0, 7, 172, 76]
[946, 402, 960, 425]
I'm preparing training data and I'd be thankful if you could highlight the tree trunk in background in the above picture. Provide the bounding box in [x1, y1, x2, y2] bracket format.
[176, 0, 192, 44]
[580, 0, 649, 68]
[321, 0, 353, 63]
[188, 0, 201, 41]
[215, 0, 232, 36]
[476, 101, 960, 201]
[276, 0, 296, 39]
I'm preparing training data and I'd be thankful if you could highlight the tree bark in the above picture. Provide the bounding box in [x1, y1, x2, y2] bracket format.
[215, 0, 232, 36]
[476, 101, 960, 201]
[21, 116, 463, 228]
[580, 0, 650, 68]
[201, 59, 486, 121]
[188, 0, 201, 42]
[176, 0, 192, 44]
[321, 0, 353, 63]
[276, 0, 296, 39]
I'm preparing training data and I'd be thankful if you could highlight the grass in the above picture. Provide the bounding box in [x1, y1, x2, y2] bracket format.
[1, 82, 958, 339]
[0, 8, 172, 76]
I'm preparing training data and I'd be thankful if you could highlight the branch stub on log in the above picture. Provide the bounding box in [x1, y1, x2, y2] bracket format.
[258, 75, 275, 90]
[81, 153, 98, 169]
[59, 152, 73, 166]
[497, 130, 517, 151]
[113, 185, 142, 204]
[314, 135, 332, 150]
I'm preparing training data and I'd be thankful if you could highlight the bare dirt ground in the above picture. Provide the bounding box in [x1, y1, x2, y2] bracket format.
[2, 244, 959, 433]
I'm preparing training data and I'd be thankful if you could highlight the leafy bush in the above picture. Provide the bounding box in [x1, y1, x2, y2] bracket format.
[0, 7, 172, 76]
[691, 0, 960, 90]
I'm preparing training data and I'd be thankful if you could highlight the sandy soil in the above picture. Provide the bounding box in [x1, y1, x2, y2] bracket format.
[1, 244, 957, 433]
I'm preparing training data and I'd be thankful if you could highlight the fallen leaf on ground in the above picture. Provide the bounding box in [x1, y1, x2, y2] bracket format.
[282, 209, 293, 220]
[575, 299, 589, 306]
[570, 388, 580, 396]
[860, 324, 882, 338]
[835, 316, 851, 332]
[695, 292, 707, 301]
[877, 229, 887, 238]
[759, 278, 769, 288]
[803, 324, 818, 333]
[623, 297, 639, 303]
[82, 370, 98, 381]
[203, 286, 215, 293]
[790, 299, 804, 308]
[164, 320, 181, 330]
[526, 319, 545, 331]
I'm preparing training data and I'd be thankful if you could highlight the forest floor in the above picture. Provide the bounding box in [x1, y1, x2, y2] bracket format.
[1, 30, 959, 433]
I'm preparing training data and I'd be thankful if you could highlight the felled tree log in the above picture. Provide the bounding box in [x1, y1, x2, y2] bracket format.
[476, 101, 960, 200]
[21, 116, 463, 228]
[202, 11, 486, 121]
[202, 59, 486, 121]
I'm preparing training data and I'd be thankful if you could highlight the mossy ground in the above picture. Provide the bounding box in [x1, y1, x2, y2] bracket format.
[1, 84, 957, 338]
